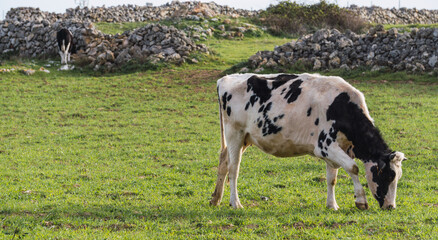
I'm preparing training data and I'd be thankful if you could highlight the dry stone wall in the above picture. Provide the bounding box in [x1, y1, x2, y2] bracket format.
[0, 19, 208, 71]
[5, 2, 438, 25]
[348, 6, 438, 24]
[248, 26, 438, 73]
[5, 1, 259, 23]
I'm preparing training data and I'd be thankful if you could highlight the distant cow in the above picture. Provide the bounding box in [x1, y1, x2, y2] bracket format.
[56, 28, 76, 65]
[211, 73, 406, 210]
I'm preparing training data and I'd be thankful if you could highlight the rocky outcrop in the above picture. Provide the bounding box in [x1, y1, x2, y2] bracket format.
[5, 1, 259, 23]
[0, 19, 208, 71]
[248, 26, 438, 73]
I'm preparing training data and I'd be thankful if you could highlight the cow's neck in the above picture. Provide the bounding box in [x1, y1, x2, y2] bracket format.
[327, 92, 392, 163]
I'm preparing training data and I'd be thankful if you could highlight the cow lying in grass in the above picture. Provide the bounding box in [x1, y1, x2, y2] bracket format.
[56, 28, 76, 66]
[211, 73, 406, 210]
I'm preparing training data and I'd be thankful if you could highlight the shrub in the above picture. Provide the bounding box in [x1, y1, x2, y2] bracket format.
[255, 0, 367, 35]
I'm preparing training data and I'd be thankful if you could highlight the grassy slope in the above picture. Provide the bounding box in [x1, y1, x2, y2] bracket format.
[0, 24, 437, 239]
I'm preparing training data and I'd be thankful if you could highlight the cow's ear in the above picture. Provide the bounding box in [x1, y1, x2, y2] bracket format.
[389, 151, 405, 163]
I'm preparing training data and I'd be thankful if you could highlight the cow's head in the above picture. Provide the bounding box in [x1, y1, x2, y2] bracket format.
[364, 151, 406, 209]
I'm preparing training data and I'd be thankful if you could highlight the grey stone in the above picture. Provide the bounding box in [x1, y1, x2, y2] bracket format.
[428, 55, 437, 68]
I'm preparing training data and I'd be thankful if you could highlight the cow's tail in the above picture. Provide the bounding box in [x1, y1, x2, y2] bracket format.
[218, 86, 226, 151]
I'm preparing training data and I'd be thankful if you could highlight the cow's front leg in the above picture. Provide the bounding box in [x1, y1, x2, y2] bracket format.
[59, 51, 65, 65]
[64, 50, 69, 65]
[324, 146, 368, 210]
[326, 162, 340, 210]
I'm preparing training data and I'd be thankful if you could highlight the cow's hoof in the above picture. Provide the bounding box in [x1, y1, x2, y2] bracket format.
[327, 204, 339, 211]
[230, 202, 244, 209]
[210, 199, 220, 206]
[355, 202, 369, 210]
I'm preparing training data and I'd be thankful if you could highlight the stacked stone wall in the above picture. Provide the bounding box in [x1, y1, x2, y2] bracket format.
[0, 19, 208, 70]
[248, 26, 438, 73]
[5, 1, 259, 23]
[348, 6, 438, 25]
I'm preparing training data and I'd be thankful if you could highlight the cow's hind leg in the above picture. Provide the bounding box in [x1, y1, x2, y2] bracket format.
[324, 145, 368, 210]
[326, 162, 340, 210]
[226, 131, 245, 209]
[210, 146, 229, 206]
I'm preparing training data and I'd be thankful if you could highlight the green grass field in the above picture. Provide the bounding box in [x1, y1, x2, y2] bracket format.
[0, 23, 437, 239]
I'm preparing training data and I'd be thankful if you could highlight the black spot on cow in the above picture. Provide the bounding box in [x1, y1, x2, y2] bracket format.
[222, 92, 232, 110]
[273, 114, 284, 123]
[326, 92, 391, 161]
[326, 138, 332, 146]
[284, 80, 303, 103]
[258, 105, 265, 113]
[321, 151, 328, 157]
[270, 74, 299, 89]
[245, 102, 250, 110]
[248, 95, 259, 108]
[262, 117, 282, 136]
[258, 120, 263, 128]
[370, 159, 396, 208]
[259, 102, 282, 136]
[281, 88, 287, 95]
[314, 118, 319, 126]
[310, 132, 314, 136]
[318, 131, 327, 149]
[270, 74, 299, 81]
[226, 107, 231, 116]
[262, 102, 272, 114]
[328, 127, 338, 141]
[307, 107, 312, 116]
[246, 76, 272, 105]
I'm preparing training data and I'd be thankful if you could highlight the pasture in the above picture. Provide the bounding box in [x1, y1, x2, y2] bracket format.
[0, 28, 437, 239]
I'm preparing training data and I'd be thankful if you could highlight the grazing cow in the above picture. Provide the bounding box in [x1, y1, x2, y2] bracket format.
[211, 73, 406, 210]
[56, 28, 76, 65]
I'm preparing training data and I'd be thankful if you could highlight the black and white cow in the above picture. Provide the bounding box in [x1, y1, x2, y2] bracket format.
[56, 28, 76, 65]
[211, 73, 406, 210]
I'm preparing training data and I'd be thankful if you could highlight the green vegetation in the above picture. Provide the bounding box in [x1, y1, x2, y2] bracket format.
[382, 23, 438, 32]
[0, 20, 437, 239]
[256, 0, 368, 36]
